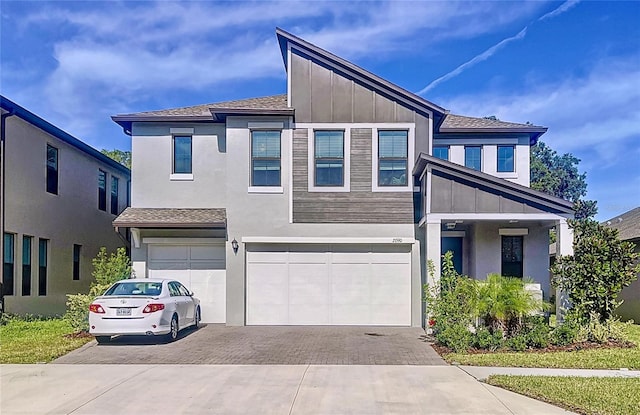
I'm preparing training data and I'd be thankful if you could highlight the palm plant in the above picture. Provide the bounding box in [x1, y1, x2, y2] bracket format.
[476, 274, 542, 336]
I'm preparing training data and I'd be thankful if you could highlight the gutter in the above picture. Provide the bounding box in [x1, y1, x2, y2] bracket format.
[1, 108, 16, 311]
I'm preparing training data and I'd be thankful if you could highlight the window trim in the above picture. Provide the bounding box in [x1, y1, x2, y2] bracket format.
[372, 125, 415, 192]
[501, 235, 524, 278]
[464, 145, 483, 171]
[98, 169, 107, 211]
[249, 129, 282, 191]
[307, 128, 351, 193]
[46, 144, 58, 195]
[172, 135, 193, 175]
[377, 130, 409, 188]
[497, 145, 516, 173]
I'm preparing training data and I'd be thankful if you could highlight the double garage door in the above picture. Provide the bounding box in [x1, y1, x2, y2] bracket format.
[246, 244, 412, 326]
[147, 244, 226, 324]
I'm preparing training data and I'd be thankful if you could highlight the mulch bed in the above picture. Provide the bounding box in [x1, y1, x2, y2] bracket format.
[434, 340, 636, 356]
[63, 331, 93, 339]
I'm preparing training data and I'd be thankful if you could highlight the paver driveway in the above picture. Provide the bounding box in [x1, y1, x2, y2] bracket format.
[54, 325, 445, 365]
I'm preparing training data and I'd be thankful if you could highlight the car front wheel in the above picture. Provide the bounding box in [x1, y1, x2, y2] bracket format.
[95, 336, 111, 344]
[194, 307, 201, 329]
[167, 315, 179, 342]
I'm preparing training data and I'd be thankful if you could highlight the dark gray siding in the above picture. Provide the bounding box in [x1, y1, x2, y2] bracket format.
[290, 52, 430, 153]
[430, 172, 546, 214]
[293, 128, 413, 223]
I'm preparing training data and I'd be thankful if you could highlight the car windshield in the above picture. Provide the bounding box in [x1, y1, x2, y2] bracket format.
[103, 282, 163, 296]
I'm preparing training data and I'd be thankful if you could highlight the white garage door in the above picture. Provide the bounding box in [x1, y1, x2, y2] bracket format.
[246, 244, 411, 326]
[148, 244, 226, 324]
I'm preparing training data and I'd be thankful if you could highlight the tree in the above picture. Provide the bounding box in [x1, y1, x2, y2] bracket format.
[530, 141, 597, 219]
[101, 149, 131, 169]
[551, 219, 640, 323]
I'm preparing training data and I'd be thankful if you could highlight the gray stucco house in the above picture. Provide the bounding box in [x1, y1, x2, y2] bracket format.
[111, 29, 573, 326]
[1, 96, 130, 316]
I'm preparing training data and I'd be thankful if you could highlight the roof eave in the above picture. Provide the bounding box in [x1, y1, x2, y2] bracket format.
[209, 107, 295, 121]
[113, 222, 226, 229]
[438, 127, 548, 134]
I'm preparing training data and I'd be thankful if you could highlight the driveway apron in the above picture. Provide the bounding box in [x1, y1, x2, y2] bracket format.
[53, 326, 444, 365]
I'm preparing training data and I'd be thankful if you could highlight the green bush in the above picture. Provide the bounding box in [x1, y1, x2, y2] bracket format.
[577, 313, 632, 344]
[551, 318, 581, 346]
[523, 317, 551, 349]
[507, 333, 528, 351]
[436, 322, 473, 353]
[63, 247, 133, 333]
[474, 327, 504, 351]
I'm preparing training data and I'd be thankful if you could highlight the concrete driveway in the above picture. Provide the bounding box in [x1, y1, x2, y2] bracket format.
[53, 325, 444, 365]
[1, 364, 572, 414]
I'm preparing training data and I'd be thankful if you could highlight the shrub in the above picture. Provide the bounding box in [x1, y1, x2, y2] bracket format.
[551, 317, 581, 346]
[506, 333, 528, 351]
[551, 219, 640, 323]
[522, 317, 551, 349]
[65, 293, 94, 333]
[436, 322, 473, 352]
[474, 326, 504, 351]
[577, 312, 632, 344]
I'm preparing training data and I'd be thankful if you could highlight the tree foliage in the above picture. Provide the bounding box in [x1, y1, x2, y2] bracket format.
[530, 140, 597, 219]
[101, 149, 131, 169]
[551, 219, 640, 323]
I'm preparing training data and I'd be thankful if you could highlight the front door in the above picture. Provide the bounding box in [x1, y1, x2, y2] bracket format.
[441, 237, 463, 275]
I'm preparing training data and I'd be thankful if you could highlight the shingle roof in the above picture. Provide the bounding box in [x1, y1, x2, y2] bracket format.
[440, 114, 546, 131]
[113, 208, 226, 228]
[116, 94, 289, 118]
[604, 207, 640, 241]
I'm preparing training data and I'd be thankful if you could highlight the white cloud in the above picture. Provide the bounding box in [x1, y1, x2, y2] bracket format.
[538, 0, 580, 21]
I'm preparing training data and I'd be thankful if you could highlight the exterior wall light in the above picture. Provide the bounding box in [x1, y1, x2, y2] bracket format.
[231, 238, 239, 254]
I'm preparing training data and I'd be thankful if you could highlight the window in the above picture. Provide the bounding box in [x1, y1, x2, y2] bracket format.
[168, 281, 182, 297]
[502, 236, 523, 278]
[173, 136, 192, 174]
[126, 180, 131, 207]
[73, 244, 81, 280]
[433, 146, 449, 160]
[110, 176, 119, 215]
[314, 131, 344, 186]
[465, 146, 482, 171]
[38, 239, 48, 296]
[497, 145, 515, 172]
[22, 236, 32, 296]
[378, 130, 408, 186]
[98, 170, 107, 211]
[3, 233, 14, 296]
[251, 131, 281, 186]
[46, 144, 58, 194]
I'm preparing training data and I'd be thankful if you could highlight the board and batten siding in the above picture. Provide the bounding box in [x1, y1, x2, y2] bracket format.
[430, 172, 547, 214]
[290, 52, 431, 155]
[293, 128, 413, 223]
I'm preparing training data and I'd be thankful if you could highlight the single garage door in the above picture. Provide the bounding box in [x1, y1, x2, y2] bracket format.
[246, 244, 411, 325]
[148, 243, 226, 324]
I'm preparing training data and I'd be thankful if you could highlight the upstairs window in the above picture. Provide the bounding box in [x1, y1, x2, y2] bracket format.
[110, 176, 119, 215]
[173, 136, 192, 174]
[497, 145, 515, 172]
[465, 146, 482, 171]
[251, 131, 281, 186]
[314, 131, 344, 187]
[3, 233, 15, 296]
[22, 236, 32, 296]
[46, 144, 58, 194]
[433, 146, 449, 161]
[98, 170, 107, 211]
[378, 130, 408, 186]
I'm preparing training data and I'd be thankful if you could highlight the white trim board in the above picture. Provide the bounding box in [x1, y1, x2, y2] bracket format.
[142, 238, 226, 245]
[425, 213, 568, 221]
[241, 236, 416, 244]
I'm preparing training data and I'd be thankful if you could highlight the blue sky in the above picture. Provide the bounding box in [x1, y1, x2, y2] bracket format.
[2, 1, 638, 220]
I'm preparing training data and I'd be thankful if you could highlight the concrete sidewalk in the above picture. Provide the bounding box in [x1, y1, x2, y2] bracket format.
[0, 364, 573, 414]
[461, 365, 640, 381]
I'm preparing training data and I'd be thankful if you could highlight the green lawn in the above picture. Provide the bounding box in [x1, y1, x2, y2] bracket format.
[0, 317, 93, 363]
[487, 375, 640, 415]
[443, 324, 640, 369]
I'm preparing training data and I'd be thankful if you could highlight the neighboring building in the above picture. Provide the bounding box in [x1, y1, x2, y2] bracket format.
[605, 207, 640, 322]
[111, 29, 573, 327]
[1, 96, 131, 316]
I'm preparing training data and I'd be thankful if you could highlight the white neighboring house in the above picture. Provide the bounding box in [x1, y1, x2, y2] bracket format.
[1, 96, 131, 316]
[111, 28, 574, 327]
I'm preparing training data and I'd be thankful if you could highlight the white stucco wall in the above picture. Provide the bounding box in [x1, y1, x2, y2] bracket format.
[3, 115, 130, 316]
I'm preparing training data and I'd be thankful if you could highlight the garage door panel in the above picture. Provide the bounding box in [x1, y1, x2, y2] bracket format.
[331, 252, 370, 264]
[371, 264, 412, 284]
[371, 253, 411, 264]
[372, 305, 411, 325]
[289, 282, 329, 305]
[289, 264, 328, 284]
[190, 245, 225, 261]
[288, 252, 327, 264]
[248, 305, 288, 325]
[248, 251, 288, 263]
[371, 284, 410, 305]
[332, 284, 370, 305]
[289, 305, 330, 325]
[149, 245, 188, 261]
[332, 305, 371, 325]
[331, 264, 369, 281]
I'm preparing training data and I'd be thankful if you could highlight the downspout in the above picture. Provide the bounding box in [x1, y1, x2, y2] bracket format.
[1, 108, 16, 313]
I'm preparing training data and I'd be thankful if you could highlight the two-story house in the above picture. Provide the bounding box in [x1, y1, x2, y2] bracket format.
[112, 29, 573, 327]
[1, 96, 131, 316]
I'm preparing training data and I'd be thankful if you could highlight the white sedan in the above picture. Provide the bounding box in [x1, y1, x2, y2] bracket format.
[89, 278, 201, 344]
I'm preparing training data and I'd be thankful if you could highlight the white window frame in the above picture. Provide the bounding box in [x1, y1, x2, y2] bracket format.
[372, 124, 415, 192]
[305, 125, 351, 193]
[248, 127, 284, 194]
[170, 128, 194, 181]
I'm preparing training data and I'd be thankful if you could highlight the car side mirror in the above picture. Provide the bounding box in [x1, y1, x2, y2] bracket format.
[188, 291, 194, 297]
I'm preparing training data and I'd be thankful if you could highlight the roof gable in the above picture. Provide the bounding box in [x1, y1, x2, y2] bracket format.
[604, 207, 640, 241]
